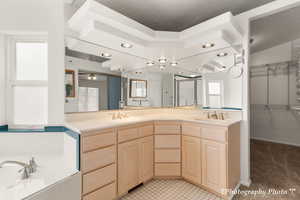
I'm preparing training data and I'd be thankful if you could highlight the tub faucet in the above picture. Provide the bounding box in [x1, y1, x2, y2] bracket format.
[0, 158, 37, 179]
[0, 161, 31, 179]
[0, 160, 29, 168]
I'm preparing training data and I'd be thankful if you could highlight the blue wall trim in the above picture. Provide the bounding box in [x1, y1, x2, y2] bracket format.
[0, 125, 8, 132]
[65, 128, 81, 171]
[202, 107, 242, 110]
[0, 125, 66, 133]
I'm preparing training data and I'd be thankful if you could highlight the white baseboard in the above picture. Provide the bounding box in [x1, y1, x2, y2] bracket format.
[251, 137, 300, 147]
[240, 179, 252, 187]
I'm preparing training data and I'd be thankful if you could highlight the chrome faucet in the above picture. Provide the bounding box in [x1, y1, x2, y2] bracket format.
[0, 158, 38, 179]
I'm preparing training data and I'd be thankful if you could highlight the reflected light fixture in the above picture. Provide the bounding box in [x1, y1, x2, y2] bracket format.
[101, 52, 112, 58]
[159, 65, 165, 70]
[202, 43, 215, 48]
[217, 52, 228, 57]
[121, 43, 133, 48]
[146, 61, 155, 66]
[158, 57, 167, 64]
[88, 73, 97, 80]
[170, 61, 178, 67]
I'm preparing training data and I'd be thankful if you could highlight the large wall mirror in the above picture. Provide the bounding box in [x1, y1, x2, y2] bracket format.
[64, 36, 243, 113]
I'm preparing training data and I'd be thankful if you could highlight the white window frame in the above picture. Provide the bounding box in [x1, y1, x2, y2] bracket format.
[6, 35, 48, 129]
[206, 80, 224, 108]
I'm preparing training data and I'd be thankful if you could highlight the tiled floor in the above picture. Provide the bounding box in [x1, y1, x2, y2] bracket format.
[120, 179, 222, 200]
[121, 139, 300, 200]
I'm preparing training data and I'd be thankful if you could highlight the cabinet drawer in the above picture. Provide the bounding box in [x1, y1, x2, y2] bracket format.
[118, 127, 139, 143]
[201, 127, 227, 142]
[82, 131, 116, 152]
[182, 123, 201, 138]
[82, 146, 116, 173]
[155, 135, 181, 148]
[155, 124, 181, 135]
[155, 163, 181, 177]
[83, 164, 116, 195]
[83, 182, 116, 200]
[155, 149, 181, 163]
[139, 125, 154, 137]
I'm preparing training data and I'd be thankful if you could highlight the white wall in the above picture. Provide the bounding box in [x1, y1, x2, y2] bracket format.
[178, 80, 195, 106]
[250, 42, 292, 66]
[0, 0, 65, 126]
[202, 72, 243, 108]
[0, 35, 6, 126]
[123, 72, 162, 107]
[65, 56, 120, 113]
[250, 41, 300, 146]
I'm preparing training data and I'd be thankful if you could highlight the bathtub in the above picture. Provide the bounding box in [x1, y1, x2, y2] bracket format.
[0, 132, 80, 200]
[0, 156, 79, 200]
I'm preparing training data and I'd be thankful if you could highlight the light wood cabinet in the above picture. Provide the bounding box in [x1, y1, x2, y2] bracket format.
[81, 128, 117, 200]
[201, 139, 227, 194]
[82, 164, 116, 195]
[83, 182, 116, 200]
[139, 136, 154, 182]
[80, 120, 240, 199]
[117, 123, 154, 195]
[182, 135, 201, 185]
[118, 139, 140, 196]
[154, 121, 181, 178]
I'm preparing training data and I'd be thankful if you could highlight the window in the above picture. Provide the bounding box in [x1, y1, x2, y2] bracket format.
[78, 87, 99, 112]
[207, 80, 223, 108]
[7, 36, 48, 129]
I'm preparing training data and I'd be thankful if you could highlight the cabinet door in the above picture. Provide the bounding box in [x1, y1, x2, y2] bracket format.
[118, 140, 140, 195]
[182, 136, 201, 185]
[139, 136, 154, 182]
[201, 139, 227, 193]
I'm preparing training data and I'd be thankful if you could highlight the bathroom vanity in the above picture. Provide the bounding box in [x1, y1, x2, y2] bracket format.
[66, 109, 241, 200]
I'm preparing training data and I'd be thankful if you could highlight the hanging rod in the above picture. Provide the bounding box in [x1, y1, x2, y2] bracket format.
[250, 60, 299, 69]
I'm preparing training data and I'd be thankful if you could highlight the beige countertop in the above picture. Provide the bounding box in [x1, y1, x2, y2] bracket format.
[65, 113, 241, 134]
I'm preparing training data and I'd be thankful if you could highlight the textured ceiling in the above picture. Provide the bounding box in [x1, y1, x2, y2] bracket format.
[251, 6, 300, 53]
[73, 0, 275, 31]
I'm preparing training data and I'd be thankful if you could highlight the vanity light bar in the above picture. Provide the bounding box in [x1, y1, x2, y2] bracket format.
[88, 73, 97, 80]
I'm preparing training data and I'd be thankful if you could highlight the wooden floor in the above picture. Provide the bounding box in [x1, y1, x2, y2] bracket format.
[233, 139, 300, 200]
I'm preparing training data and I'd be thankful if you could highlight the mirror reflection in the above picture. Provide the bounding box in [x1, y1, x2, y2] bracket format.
[130, 79, 147, 98]
[64, 37, 243, 113]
